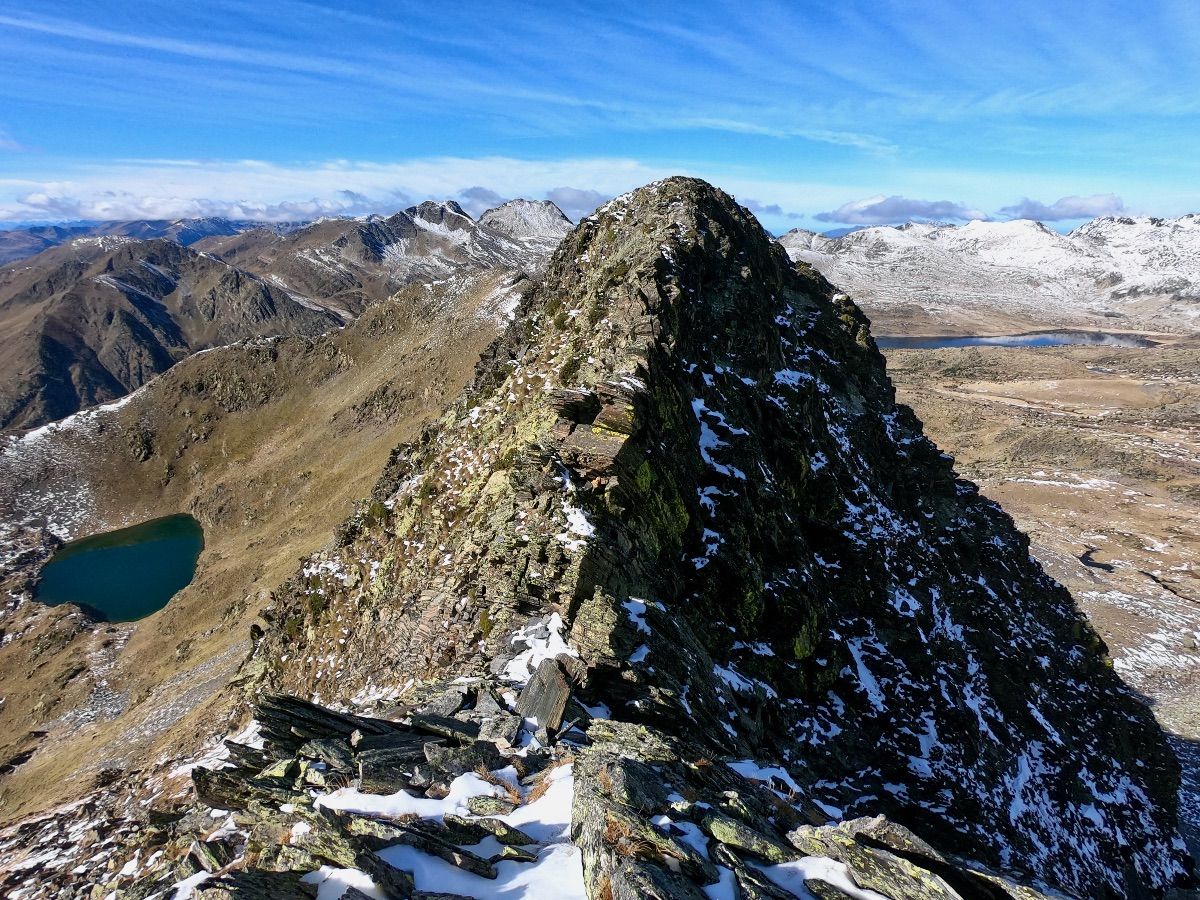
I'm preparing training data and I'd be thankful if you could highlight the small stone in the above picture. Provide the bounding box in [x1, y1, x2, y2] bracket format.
[805, 879, 857, 899]
[353, 849, 416, 898]
[489, 845, 538, 864]
[418, 685, 472, 718]
[188, 838, 235, 873]
[408, 713, 480, 743]
[423, 740, 505, 779]
[256, 758, 299, 781]
[443, 813, 533, 847]
[358, 749, 423, 795]
[478, 713, 521, 746]
[297, 738, 355, 772]
[468, 796, 518, 816]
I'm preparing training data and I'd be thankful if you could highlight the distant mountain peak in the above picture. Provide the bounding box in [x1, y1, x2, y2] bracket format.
[479, 198, 572, 240]
[408, 199, 473, 228]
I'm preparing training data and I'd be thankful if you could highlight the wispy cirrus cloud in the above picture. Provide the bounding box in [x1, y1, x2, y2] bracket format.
[678, 118, 898, 155]
[0, 7, 912, 155]
[815, 195, 988, 225]
[997, 193, 1125, 221]
[0, 128, 29, 152]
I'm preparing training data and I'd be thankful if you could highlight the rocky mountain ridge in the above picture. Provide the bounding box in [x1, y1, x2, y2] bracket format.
[1, 179, 1190, 898]
[194, 199, 571, 313]
[780, 214, 1200, 333]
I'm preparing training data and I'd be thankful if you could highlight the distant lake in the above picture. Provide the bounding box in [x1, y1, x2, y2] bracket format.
[876, 331, 1157, 350]
[35, 514, 203, 621]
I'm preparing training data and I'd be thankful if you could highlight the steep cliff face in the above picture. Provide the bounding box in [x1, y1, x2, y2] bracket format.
[238, 178, 1189, 895]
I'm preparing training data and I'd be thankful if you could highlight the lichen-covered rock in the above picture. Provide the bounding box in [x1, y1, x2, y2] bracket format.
[194, 870, 316, 898]
[699, 809, 796, 863]
[442, 813, 535, 847]
[241, 177, 1190, 896]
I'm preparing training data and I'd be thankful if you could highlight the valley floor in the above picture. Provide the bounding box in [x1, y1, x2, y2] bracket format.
[882, 337, 1200, 858]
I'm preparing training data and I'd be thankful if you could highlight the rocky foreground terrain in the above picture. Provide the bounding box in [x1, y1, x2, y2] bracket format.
[1, 179, 1192, 898]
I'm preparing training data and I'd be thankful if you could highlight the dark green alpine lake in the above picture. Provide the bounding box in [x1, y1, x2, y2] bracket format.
[35, 514, 203, 621]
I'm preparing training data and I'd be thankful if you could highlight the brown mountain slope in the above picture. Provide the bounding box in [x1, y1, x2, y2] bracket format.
[0, 238, 343, 432]
[0, 270, 523, 827]
[0, 200, 570, 435]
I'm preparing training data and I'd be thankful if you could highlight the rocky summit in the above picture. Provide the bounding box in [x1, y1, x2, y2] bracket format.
[35, 178, 1192, 899]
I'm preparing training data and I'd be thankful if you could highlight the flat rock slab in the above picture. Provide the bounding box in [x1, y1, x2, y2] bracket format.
[516, 658, 571, 731]
[407, 713, 480, 743]
[255, 693, 400, 754]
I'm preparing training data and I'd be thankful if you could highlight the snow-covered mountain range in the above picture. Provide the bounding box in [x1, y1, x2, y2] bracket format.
[194, 198, 570, 308]
[779, 214, 1200, 333]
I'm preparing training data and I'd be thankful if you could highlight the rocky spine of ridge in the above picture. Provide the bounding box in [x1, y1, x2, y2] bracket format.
[69, 178, 1191, 899]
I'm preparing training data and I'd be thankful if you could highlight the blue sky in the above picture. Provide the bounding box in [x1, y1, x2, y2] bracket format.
[1, 1, 1199, 230]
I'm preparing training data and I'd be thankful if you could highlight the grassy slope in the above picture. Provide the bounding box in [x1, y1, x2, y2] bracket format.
[0, 273, 518, 823]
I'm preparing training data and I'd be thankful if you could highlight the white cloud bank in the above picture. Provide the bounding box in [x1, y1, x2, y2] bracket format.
[814, 192, 1131, 226]
[0, 155, 1146, 232]
[0, 157, 663, 224]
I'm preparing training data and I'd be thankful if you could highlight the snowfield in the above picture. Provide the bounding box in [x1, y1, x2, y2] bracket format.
[780, 214, 1200, 331]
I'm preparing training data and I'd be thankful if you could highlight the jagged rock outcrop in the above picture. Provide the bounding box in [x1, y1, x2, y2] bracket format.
[230, 177, 1192, 896]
